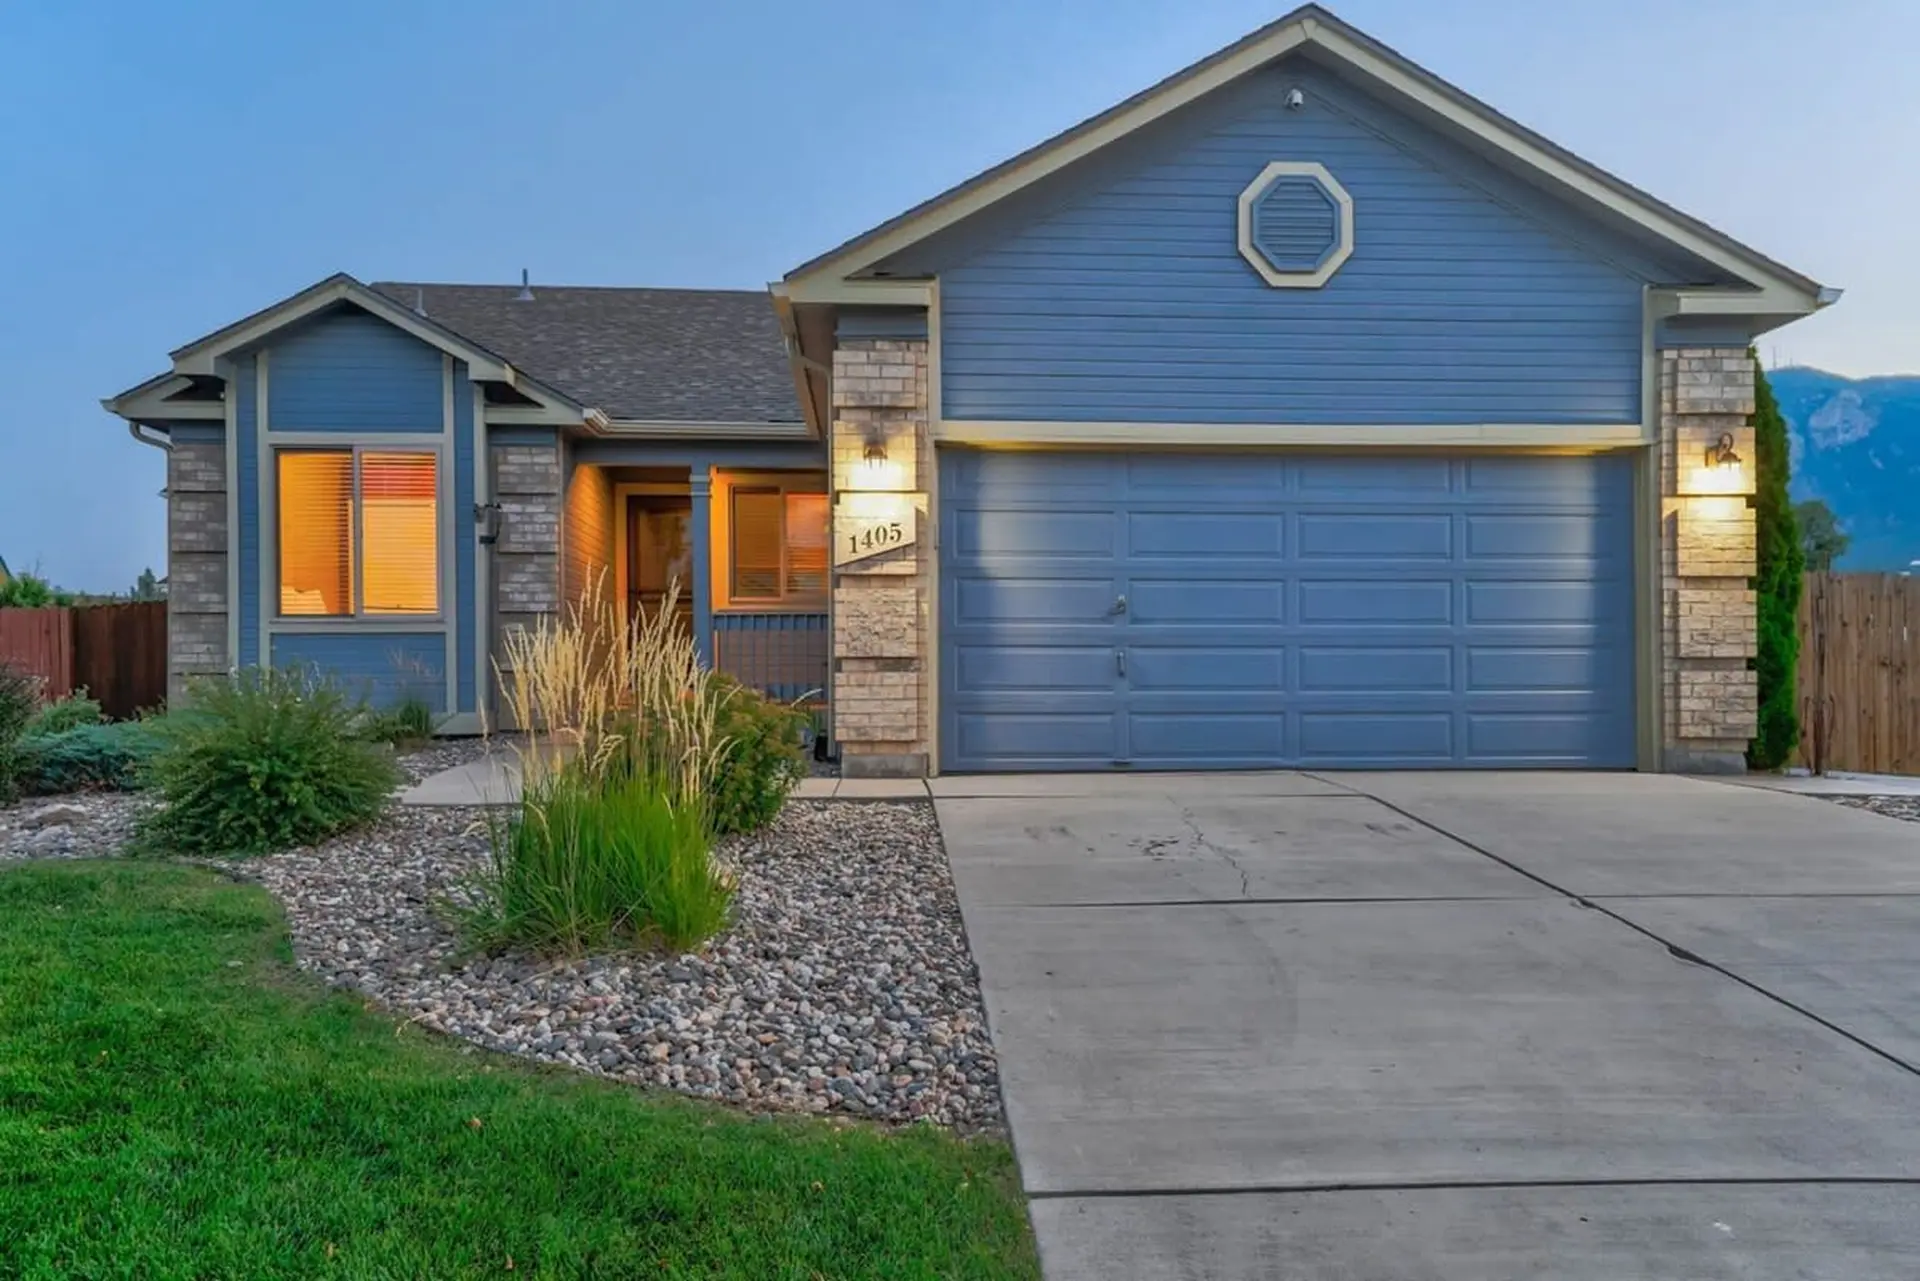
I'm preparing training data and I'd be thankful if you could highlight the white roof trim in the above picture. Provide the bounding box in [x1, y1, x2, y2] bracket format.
[787, 6, 1825, 314]
[102, 371, 225, 421]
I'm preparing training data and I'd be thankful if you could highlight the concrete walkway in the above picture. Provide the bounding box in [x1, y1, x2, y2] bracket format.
[400, 755, 931, 806]
[935, 771, 1920, 1279]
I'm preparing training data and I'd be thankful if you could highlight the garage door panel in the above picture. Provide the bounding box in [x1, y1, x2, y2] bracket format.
[1298, 456, 1454, 494]
[954, 713, 1119, 764]
[1467, 712, 1630, 760]
[1297, 512, 1453, 559]
[950, 576, 1117, 624]
[1301, 712, 1455, 762]
[1467, 579, 1615, 624]
[952, 644, 1118, 692]
[1128, 511, 1284, 558]
[1467, 646, 1624, 693]
[1299, 646, 1453, 693]
[1466, 512, 1620, 559]
[1127, 647, 1286, 691]
[1129, 713, 1288, 761]
[949, 508, 1116, 560]
[939, 449, 1636, 771]
[1129, 580, 1286, 624]
[1299, 580, 1454, 626]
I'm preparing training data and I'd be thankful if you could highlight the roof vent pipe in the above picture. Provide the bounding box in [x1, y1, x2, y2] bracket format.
[515, 268, 534, 302]
[413, 287, 428, 316]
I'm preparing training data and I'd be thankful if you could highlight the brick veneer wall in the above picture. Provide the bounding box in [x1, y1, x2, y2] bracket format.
[166, 439, 230, 703]
[1659, 348, 1759, 771]
[830, 340, 933, 777]
[490, 440, 562, 729]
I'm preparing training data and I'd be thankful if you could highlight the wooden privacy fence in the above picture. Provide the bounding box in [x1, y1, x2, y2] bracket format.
[0, 602, 167, 719]
[1798, 573, 1920, 775]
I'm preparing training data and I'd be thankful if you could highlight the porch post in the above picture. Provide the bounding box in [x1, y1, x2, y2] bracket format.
[689, 468, 713, 666]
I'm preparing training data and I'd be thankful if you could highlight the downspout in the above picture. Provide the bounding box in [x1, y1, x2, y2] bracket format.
[127, 421, 172, 452]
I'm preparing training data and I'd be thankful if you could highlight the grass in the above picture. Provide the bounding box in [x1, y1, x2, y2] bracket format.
[0, 860, 1037, 1280]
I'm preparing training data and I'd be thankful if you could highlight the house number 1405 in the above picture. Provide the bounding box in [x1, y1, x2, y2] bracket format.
[846, 521, 906, 555]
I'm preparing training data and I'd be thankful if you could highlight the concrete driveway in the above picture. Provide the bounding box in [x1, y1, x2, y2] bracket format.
[931, 772, 1920, 1280]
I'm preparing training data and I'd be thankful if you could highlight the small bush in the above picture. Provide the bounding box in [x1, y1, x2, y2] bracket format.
[463, 765, 731, 955]
[362, 696, 436, 747]
[706, 678, 809, 835]
[28, 690, 103, 737]
[15, 721, 158, 796]
[137, 669, 402, 856]
[0, 664, 41, 801]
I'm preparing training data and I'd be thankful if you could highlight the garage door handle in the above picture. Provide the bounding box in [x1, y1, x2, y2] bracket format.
[1116, 649, 1127, 677]
[1109, 594, 1128, 616]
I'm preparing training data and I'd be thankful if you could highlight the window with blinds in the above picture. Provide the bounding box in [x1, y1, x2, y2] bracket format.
[278, 449, 438, 617]
[730, 486, 829, 606]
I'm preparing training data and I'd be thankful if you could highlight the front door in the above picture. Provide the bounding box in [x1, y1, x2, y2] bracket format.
[626, 494, 694, 637]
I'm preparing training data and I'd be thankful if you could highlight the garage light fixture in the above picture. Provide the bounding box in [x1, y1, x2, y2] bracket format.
[1705, 431, 1741, 471]
[862, 427, 889, 469]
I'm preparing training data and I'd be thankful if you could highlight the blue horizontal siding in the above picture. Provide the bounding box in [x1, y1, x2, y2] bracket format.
[918, 62, 1665, 426]
[234, 355, 260, 667]
[269, 632, 449, 712]
[267, 307, 444, 431]
[454, 363, 477, 715]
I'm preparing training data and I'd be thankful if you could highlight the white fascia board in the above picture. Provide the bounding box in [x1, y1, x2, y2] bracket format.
[102, 373, 225, 421]
[776, 278, 935, 307]
[600, 419, 814, 439]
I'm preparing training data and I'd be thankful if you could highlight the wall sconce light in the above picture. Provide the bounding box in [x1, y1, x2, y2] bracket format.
[1705, 431, 1742, 471]
[474, 501, 503, 545]
[862, 429, 889, 470]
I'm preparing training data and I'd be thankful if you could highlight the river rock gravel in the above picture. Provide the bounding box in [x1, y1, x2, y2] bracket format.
[240, 799, 1002, 1131]
[0, 793, 148, 863]
[1828, 795, 1920, 824]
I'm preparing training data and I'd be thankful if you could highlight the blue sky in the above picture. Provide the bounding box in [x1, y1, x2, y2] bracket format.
[3, 0, 1913, 591]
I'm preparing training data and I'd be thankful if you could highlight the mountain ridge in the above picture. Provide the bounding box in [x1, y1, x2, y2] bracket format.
[1766, 365, 1919, 571]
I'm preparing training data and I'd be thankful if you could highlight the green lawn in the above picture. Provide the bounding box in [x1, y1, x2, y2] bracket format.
[0, 860, 1037, 1280]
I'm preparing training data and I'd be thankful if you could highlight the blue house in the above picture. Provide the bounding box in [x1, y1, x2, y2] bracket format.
[110, 5, 1831, 774]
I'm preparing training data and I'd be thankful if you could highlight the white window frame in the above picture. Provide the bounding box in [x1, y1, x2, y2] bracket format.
[270, 437, 450, 625]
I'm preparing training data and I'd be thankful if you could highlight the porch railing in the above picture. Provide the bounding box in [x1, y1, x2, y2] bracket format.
[711, 612, 829, 705]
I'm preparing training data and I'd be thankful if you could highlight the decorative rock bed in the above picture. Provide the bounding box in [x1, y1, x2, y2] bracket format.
[0, 793, 148, 863]
[0, 738, 1002, 1130]
[1829, 795, 1920, 824]
[239, 799, 1003, 1131]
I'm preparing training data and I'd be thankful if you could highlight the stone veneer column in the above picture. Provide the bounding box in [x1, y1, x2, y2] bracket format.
[1659, 347, 1760, 772]
[490, 439, 563, 729]
[166, 439, 230, 704]
[830, 339, 933, 777]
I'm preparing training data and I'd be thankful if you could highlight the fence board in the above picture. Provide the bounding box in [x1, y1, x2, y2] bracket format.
[1798, 573, 1920, 775]
[0, 608, 73, 701]
[0, 602, 166, 719]
[71, 603, 168, 719]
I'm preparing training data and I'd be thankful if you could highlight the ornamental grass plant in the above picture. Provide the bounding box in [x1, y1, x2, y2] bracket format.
[465, 579, 738, 954]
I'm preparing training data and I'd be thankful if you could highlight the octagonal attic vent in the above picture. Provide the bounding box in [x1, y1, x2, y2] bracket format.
[1237, 161, 1354, 288]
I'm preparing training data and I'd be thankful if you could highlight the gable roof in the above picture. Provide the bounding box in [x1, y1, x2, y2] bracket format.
[369, 282, 801, 425]
[784, 3, 1830, 316]
[107, 273, 805, 428]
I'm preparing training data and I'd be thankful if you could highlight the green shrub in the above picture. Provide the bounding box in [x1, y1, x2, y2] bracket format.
[0, 664, 41, 801]
[362, 696, 436, 747]
[1749, 359, 1803, 770]
[462, 764, 731, 955]
[28, 689, 103, 737]
[136, 669, 402, 856]
[706, 678, 810, 835]
[15, 721, 158, 795]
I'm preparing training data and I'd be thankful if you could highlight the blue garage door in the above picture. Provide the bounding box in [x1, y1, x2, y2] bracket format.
[939, 450, 1637, 771]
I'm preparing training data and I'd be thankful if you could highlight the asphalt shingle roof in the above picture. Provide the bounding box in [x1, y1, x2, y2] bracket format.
[370, 282, 800, 424]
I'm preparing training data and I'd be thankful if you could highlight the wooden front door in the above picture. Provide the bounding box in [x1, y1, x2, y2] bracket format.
[626, 494, 694, 637]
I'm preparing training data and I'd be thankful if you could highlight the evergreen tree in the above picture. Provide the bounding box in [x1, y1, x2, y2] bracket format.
[1749, 358, 1803, 769]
